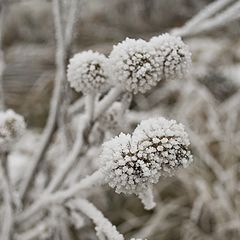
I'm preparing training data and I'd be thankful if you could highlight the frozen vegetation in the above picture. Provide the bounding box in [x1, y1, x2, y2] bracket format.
[0, 0, 240, 239]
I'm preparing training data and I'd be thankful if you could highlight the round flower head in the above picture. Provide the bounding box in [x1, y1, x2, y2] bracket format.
[109, 38, 161, 94]
[0, 110, 26, 152]
[150, 33, 191, 80]
[131, 117, 193, 176]
[101, 117, 192, 195]
[67, 50, 109, 94]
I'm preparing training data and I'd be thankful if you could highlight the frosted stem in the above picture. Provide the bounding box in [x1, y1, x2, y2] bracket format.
[85, 93, 96, 123]
[19, 0, 67, 202]
[16, 169, 104, 223]
[44, 116, 87, 194]
[0, 154, 13, 240]
[42, 88, 121, 194]
[172, 0, 234, 36]
[0, 0, 7, 111]
[15, 221, 50, 240]
[190, 1, 240, 35]
[138, 187, 156, 210]
[68, 97, 85, 116]
[67, 198, 124, 240]
[29, 87, 120, 200]
[94, 88, 122, 120]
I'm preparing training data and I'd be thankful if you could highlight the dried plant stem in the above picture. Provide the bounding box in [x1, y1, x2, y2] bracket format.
[65, 0, 78, 49]
[94, 88, 122, 120]
[0, 0, 7, 111]
[40, 88, 121, 195]
[0, 154, 13, 240]
[138, 187, 156, 210]
[68, 97, 85, 116]
[17, 88, 122, 227]
[67, 199, 124, 240]
[85, 93, 96, 123]
[190, 0, 240, 35]
[15, 220, 50, 240]
[172, 0, 234, 36]
[57, 0, 79, 152]
[19, 0, 70, 201]
[16, 169, 104, 223]
[45, 116, 87, 194]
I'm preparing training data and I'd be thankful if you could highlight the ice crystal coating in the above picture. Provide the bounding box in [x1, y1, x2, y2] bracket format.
[138, 187, 156, 210]
[109, 38, 161, 94]
[101, 117, 192, 194]
[0, 110, 26, 152]
[150, 33, 191, 80]
[67, 50, 109, 94]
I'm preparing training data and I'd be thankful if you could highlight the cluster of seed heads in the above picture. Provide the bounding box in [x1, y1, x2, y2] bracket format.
[101, 117, 193, 195]
[67, 34, 191, 95]
[0, 110, 26, 152]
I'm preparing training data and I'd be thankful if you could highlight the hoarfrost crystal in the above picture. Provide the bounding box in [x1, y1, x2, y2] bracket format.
[0, 110, 26, 152]
[101, 117, 192, 195]
[67, 50, 109, 94]
[150, 33, 191, 80]
[109, 38, 161, 94]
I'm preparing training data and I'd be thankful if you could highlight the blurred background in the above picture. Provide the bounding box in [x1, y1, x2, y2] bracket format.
[1, 0, 240, 239]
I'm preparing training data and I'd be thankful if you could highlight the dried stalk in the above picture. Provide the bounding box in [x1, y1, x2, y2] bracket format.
[16, 169, 104, 223]
[67, 199, 124, 240]
[172, 0, 234, 36]
[0, 0, 7, 111]
[0, 154, 13, 240]
[19, 0, 75, 202]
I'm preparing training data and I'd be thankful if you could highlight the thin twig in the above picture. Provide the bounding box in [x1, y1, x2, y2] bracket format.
[67, 198, 124, 240]
[44, 116, 87, 194]
[41, 88, 121, 195]
[172, 0, 235, 36]
[15, 220, 50, 240]
[0, 153, 13, 240]
[0, 0, 7, 111]
[190, 0, 240, 35]
[19, 0, 69, 202]
[57, 0, 79, 152]
[68, 96, 85, 116]
[16, 169, 104, 223]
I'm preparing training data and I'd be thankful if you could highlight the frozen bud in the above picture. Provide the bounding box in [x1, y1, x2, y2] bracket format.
[0, 110, 26, 152]
[67, 50, 109, 94]
[109, 38, 161, 94]
[101, 117, 192, 195]
[150, 33, 191, 80]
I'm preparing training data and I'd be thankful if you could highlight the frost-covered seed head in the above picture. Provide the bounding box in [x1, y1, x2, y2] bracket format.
[109, 38, 161, 94]
[0, 110, 26, 152]
[101, 117, 192, 195]
[150, 33, 191, 80]
[67, 50, 109, 94]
